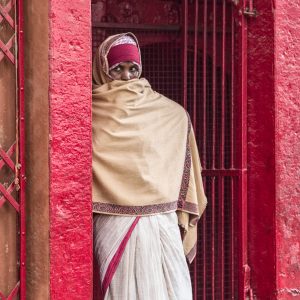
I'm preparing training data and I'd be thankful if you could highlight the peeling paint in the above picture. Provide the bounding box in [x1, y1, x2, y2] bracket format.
[277, 288, 300, 297]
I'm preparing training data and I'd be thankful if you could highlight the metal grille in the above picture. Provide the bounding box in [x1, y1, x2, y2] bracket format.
[92, 0, 248, 298]
[0, 0, 25, 299]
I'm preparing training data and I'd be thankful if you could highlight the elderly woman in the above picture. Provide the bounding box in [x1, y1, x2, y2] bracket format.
[92, 32, 207, 300]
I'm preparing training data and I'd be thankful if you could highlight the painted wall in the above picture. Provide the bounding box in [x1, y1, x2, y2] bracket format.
[247, 1, 276, 299]
[24, 0, 50, 298]
[248, 0, 300, 298]
[274, 0, 300, 298]
[26, 0, 299, 298]
[48, 1, 93, 299]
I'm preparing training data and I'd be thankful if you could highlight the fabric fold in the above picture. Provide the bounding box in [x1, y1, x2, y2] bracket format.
[101, 217, 140, 298]
[94, 213, 193, 300]
[92, 32, 207, 263]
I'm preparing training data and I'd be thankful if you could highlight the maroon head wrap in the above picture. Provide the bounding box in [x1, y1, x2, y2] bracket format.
[106, 34, 141, 71]
[107, 44, 141, 69]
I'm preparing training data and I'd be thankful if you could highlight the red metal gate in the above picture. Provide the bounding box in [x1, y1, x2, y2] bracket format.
[0, 0, 25, 299]
[92, 0, 249, 298]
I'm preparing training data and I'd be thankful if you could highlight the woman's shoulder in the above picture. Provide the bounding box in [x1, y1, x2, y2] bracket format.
[159, 94, 189, 119]
[144, 79, 189, 120]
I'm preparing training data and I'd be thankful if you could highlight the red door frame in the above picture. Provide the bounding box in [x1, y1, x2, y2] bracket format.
[236, 0, 250, 298]
[0, 0, 25, 299]
[2, 0, 287, 298]
[18, 0, 26, 298]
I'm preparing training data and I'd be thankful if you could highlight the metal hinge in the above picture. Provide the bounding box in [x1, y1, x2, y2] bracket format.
[243, 0, 258, 17]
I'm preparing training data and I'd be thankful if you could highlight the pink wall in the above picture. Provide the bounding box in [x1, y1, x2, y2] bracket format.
[274, 0, 300, 298]
[48, 1, 92, 299]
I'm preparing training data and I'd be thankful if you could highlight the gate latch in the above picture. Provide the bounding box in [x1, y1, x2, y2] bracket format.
[243, 0, 258, 17]
[243, 264, 254, 300]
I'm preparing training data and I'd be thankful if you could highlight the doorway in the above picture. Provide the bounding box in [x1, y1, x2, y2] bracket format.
[92, 1, 248, 298]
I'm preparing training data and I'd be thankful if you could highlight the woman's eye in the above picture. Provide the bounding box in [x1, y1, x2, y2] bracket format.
[130, 67, 138, 73]
[113, 67, 122, 72]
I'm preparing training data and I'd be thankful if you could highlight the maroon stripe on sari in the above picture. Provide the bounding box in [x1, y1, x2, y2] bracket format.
[101, 216, 141, 298]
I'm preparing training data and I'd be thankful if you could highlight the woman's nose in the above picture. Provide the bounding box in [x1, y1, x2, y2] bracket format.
[121, 70, 131, 81]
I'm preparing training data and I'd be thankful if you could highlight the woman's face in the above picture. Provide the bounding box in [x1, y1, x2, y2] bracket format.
[109, 62, 139, 81]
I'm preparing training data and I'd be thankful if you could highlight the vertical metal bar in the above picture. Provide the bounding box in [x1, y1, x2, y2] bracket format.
[221, 0, 226, 174]
[230, 4, 235, 297]
[229, 4, 235, 297]
[201, 188, 207, 300]
[182, 0, 188, 109]
[211, 0, 217, 298]
[202, 1, 208, 297]
[230, 0, 235, 183]
[193, 246, 197, 300]
[236, 1, 248, 298]
[192, 2, 198, 299]
[249, 0, 253, 12]
[219, 1, 226, 299]
[192, 0, 198, 128]
[212, 0, 216, 171]
[211, 177, 215, 300]
[17, 0, 26, 298]
[202, 0, 207, 169]
[230, 177, 234, 298]
[217, 177, 224, 300]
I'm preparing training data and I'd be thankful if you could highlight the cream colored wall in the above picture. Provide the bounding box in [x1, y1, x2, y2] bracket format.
[24, 0, 50, 298]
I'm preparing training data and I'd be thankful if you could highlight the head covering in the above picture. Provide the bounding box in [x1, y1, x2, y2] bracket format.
[93, 32, 142, 87]
[107, 35, 141, 70]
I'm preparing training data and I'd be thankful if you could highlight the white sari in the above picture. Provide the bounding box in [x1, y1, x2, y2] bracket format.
[93, 212, 193, 300]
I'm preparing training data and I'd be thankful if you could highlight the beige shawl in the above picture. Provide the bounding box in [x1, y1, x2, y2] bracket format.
[92, 33, 207, 262]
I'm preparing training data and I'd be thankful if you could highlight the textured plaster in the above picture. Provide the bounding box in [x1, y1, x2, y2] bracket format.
[274, 0, 300, 298]
[48, 1, 92, 299]
[247, 1, 276, 298]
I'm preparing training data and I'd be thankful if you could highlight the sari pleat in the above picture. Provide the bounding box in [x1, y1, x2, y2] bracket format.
[93, 212, 192, 300]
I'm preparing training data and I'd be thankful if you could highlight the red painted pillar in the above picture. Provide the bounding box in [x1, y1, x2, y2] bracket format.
[248, 0, 300, 298]
[274, 0, 300, 298]
[48, 1, 92, 299]
[247, 1, 276, 299]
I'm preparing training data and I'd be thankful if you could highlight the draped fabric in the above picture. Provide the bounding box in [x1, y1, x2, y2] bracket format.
[93, 212, 193, 300]
[92, 32, 207, 262]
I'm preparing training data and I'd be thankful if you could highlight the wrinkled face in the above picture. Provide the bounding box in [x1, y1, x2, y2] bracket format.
[109, 61, 140, 81]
